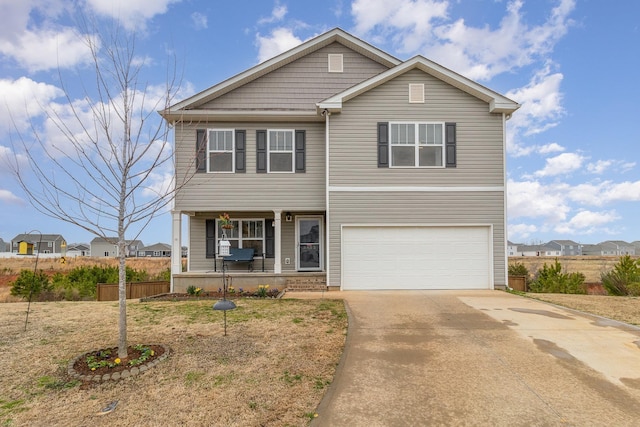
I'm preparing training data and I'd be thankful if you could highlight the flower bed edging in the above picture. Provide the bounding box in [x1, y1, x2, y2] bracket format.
[67, 344, 171, 383]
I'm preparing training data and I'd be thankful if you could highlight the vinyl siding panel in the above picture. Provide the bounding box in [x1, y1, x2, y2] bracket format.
[329, 69, 505, 187]
[328, 192, 505, 288]
[201, 43, 389, 111]
[173, 122, 325, 211]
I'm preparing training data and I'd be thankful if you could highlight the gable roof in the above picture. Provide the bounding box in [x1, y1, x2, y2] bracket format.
[160, 28, 400, 122]
[139, 243, 171, 252]
[11, 233, 65, 243]
[317, 55, 519, 115]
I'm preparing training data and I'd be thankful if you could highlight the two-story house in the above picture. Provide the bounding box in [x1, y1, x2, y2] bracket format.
[90, 237, 144, 257]
[11, 233, 66, 254]
[161, 28, 519, 292]
[546, 240, 582, 256]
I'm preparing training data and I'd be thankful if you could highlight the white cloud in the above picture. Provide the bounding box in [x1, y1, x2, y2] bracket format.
[538, 142, 564, 154]
[85, 0, 182, 31]
[507, 179, 571, 222]
[570, 181, 640, 206]
[508, 223, 538, 240]
[0, 189, 25, 205]
[0, 27, 95, 72]
[191, 12, 208, 30]
[0, 77, 63, 135]
[506, 65, 565, 156]
[352, 0, 576, 80]
[554, 210, 620, 235]
[533, 152, 584, 177]
[586, 160, 612, 175]
[259, 2, 288, 24]
[255, 28, 304, 63]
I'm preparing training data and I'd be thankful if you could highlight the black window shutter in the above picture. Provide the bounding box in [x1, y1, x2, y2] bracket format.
[445, 122, 457, 168]
[235, 130, 246, 173]
[377, 122, 389, 168]
[295, 130, 306, 173]
[256, 130, 267, 173]
[196, 129, 207, 173]
[265, 219, 274, 258]
[205, 219, 216, 258]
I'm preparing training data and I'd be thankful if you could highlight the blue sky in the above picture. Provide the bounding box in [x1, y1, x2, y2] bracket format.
[1, 0, 639, 247]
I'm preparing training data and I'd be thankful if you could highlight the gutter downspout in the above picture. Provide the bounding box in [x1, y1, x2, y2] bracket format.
[323, 109, 331, 289]
[503, 112, 510, 291]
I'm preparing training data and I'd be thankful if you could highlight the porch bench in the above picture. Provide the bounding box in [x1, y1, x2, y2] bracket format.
[215, 248, 265, 272]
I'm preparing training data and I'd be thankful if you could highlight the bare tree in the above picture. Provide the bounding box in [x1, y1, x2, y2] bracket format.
[9, 21, 181, 358]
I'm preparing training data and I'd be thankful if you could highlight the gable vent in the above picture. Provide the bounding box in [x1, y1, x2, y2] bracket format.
[409, 83, 425, 103]
[328, 54, 343, 73]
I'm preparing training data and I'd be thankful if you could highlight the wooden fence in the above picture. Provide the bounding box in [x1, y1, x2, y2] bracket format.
[97, 281, 170, 301]
[508, 275, 527, 292]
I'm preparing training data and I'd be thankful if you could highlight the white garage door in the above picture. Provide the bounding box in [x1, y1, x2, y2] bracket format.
[341, 226, 492, 290]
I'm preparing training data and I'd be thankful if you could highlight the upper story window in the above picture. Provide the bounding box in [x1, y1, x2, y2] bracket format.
[389, 122, 444, 168]
[208, 129, 234, 172]
[268, 130, 294, 173]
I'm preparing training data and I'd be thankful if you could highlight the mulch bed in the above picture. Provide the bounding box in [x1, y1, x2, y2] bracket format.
[68, 344, 170, 383]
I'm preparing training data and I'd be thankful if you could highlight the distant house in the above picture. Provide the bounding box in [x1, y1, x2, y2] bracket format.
[137, 243, 171, 257]
[506, 241, 521, 256]
[598, 241, 635, 256]
[632, 241, 640, 254]
[0, 238, 7, 252]
[11, 233, 66, 254]
[66, 243, 90, 257]
[582, 244, 604, 256]
[515, 244, 558, 257]
[546, 240, 582, 256]
[91, 237, 144, 257]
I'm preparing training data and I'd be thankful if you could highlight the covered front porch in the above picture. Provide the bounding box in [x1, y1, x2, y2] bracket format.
[170, 209, 327, 292]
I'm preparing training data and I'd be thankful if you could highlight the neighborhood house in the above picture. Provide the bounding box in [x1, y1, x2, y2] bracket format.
[160, 28, 519, 292]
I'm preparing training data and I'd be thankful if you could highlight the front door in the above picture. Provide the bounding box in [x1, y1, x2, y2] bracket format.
[297, 216, 322, 271]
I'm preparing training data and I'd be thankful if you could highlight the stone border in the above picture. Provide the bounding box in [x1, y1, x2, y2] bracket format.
[67, 344, 171, 383]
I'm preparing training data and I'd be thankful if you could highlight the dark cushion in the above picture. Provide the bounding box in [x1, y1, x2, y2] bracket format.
[224, 248, 255, 262]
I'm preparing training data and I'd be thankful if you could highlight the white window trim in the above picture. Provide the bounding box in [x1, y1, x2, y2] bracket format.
[216, 218, 266, 255]
[207, 129, 235, 173]
[389, 121, 445, 169]
[267, 129, 295, 173]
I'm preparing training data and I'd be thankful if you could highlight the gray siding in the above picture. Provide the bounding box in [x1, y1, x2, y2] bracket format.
[329, 69, 505, 187]
[202, 43, 389, 111]
[328, 192, 506, 288]
[174, 122, 326, 211]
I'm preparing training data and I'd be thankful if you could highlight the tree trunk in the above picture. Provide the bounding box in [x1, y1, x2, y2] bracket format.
[118, 237, 128, 359]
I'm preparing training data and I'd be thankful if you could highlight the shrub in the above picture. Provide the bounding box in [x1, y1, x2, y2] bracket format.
[601, 255, 640, 296]
[186, 285, 202, 296]
[10, 270, 52, 300]
[529, 258, 586, 294]
[508, 262, 529, 277]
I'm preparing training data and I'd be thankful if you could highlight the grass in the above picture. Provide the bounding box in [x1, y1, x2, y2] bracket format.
[0, 297, 347, 426]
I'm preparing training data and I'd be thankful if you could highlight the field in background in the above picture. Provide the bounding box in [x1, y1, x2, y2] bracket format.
[508, 256, 636, 283]
[0, 256, 171, 302]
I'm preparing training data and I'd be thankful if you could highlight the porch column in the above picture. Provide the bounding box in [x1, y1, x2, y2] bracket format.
[170, 210, 182, 293]
[273, 210, 282, 274]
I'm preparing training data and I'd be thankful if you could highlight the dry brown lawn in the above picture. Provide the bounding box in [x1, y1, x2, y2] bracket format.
[525, 293, 640, 326]
[0, 297, 347, 426]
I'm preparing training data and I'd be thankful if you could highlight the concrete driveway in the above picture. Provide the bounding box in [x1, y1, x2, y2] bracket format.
[300, 290, 640, 426]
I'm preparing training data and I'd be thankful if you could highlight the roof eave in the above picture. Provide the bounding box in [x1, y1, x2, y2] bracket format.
[161, 109, 324, 123]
